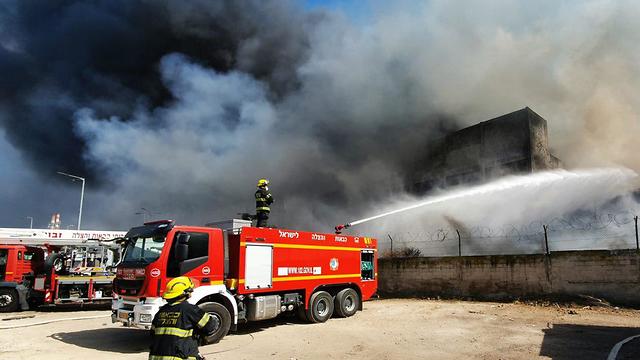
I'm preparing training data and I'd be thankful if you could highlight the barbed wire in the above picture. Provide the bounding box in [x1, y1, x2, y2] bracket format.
[381, 210, 639, 256]
[547, 210, 636, 231]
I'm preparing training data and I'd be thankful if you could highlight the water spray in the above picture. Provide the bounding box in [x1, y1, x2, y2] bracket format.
[334, 191, 468, 233]
[334, 168, 638, 234]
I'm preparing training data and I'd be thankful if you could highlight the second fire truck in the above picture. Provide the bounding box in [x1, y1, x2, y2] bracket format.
[112, 219, 377, 343]
[0, 228, 126, 312]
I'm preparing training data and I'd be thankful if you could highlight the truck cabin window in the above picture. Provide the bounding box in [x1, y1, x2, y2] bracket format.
[167, 232, 209, 277]
[123, 235, 165, 264]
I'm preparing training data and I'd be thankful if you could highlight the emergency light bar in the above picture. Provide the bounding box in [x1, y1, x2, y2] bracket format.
[143, 220, 174, 226]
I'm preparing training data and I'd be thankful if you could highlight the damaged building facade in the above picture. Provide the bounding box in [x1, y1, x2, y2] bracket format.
[412, 107, 561, 193]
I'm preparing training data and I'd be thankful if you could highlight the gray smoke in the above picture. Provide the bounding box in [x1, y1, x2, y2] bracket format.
[1, 1, 639, 231]
[357, 168, 640, 255]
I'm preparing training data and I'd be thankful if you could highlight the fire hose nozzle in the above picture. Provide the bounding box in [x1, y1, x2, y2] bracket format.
[334, 223, 350, 234]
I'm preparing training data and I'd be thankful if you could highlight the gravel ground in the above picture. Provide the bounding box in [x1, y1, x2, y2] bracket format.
[0, 299, 638, 360]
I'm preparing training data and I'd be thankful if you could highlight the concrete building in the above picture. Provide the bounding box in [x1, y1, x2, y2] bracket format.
[412, 107, 560, 193]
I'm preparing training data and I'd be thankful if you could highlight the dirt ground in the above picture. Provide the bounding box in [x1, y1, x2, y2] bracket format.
[0, 298, 638, 360]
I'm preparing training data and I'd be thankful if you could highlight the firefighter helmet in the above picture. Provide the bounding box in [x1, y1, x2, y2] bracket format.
[163, 276, 195, 300]
[257, 178, 269, 187]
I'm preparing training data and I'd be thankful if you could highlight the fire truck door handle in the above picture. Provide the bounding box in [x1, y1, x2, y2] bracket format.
[201, 278, 210, 283]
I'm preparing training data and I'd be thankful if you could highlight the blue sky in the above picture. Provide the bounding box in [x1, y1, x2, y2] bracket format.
[304, 0, 372, 23]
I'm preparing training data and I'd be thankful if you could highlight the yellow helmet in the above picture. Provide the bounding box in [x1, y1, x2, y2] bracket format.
[163, 276, 195, 300]
[257, 178, 269, 187]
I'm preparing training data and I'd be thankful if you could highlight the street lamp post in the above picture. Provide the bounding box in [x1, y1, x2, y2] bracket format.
[57, 171, 85, 230]
[26, 216, 33, 229]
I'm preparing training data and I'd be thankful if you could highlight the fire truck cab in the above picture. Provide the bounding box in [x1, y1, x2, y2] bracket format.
[0, 228, 126, 312]
[112, 219, 377, 344]
[0, 245, 44, 311]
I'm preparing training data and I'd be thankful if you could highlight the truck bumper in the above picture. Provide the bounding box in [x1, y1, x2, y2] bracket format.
[111, 296, 164, 329]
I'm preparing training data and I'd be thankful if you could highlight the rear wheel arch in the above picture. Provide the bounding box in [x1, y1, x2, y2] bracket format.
[190, 285, 238, 326]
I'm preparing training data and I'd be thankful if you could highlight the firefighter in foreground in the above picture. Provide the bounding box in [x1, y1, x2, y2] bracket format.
[149, 277, 217, 360]
[255, 178, 274, 227]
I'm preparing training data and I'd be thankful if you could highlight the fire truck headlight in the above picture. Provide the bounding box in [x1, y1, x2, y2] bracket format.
[140, 314, 153, 323]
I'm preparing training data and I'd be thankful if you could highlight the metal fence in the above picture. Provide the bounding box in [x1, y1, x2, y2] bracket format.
[380, 211, 640, 257]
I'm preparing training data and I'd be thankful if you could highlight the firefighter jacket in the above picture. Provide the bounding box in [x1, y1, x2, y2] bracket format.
[149, 300, 216, 360]
[255, 188, 274, 213]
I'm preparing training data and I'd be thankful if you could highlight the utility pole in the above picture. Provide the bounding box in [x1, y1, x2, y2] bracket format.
[635, 216, 639, 252]
[57, 171, 85, 230]
[26, 216, 33, 229]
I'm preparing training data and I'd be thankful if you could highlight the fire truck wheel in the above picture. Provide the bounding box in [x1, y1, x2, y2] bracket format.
[306, 291, 334, 323]
[0, 288, 19, 312]
[334, 288, 359, 318]
[44, 254, 67, 274]
[198, 302, 231, 345]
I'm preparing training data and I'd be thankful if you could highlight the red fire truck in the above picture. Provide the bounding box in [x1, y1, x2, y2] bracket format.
[0, 228, 126, 312]
[112, 219, 377, 343]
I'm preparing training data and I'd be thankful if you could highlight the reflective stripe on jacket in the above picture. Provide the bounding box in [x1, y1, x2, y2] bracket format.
[149, 301, 216, 360]
[255, 188, 274, 213]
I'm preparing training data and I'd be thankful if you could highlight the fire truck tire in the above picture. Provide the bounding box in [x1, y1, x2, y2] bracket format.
[334, 288, 359, 318]
[306, 291, 334, 323]
[0, 288, 19, 312]
[198, 302, 231, 345]
[44, 253, 66, 274]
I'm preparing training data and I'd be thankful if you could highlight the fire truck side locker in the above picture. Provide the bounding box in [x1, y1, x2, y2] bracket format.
[243, 244, 273, 290]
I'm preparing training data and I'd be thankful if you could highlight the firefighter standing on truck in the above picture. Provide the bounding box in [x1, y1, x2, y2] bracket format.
[255, 178, 274, 227]
[149, 276, 217, 360]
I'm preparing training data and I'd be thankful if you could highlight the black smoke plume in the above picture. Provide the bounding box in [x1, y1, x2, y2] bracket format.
[0, 0, 313, 180]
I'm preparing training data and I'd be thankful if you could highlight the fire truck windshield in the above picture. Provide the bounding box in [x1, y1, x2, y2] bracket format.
[122, 236, 165, 264]
[121, 221, 173, 264]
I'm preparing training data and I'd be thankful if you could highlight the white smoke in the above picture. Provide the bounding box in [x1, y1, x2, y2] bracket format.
[357, 168, 640, 254]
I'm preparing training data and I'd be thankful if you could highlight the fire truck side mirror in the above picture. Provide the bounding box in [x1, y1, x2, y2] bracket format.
[175, 233, 190, 262]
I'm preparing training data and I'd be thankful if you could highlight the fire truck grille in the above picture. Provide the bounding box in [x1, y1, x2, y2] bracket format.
[114, 279, 144, 296]
[121, 303, 135, 311]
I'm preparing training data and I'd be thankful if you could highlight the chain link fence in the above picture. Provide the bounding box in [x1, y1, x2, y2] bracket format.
[380, 211, 639, 257]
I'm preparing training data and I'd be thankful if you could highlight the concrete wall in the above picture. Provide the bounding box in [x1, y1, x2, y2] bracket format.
[412, 107, 560, 193]
[378, 250, 640, 306]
